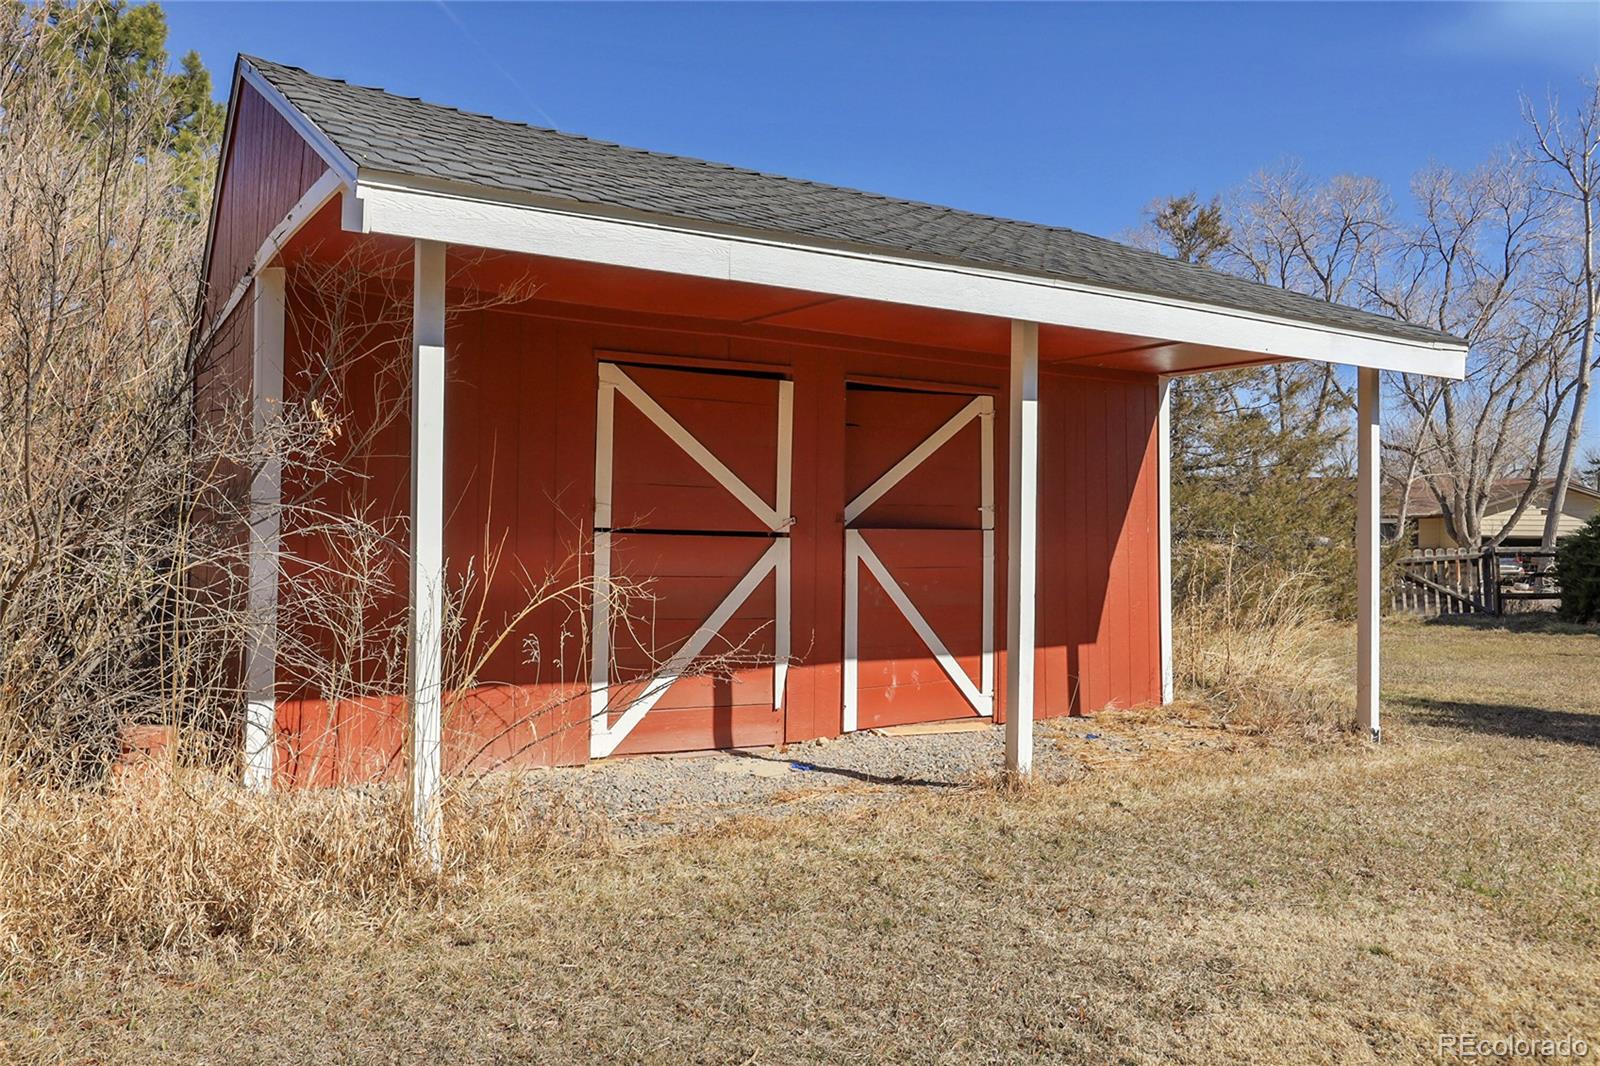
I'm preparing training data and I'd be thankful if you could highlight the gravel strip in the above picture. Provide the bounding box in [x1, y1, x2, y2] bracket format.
[522, 719, 1117, 837]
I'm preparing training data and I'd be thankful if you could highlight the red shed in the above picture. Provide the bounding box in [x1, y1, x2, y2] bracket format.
[199, 57, 1466, 841]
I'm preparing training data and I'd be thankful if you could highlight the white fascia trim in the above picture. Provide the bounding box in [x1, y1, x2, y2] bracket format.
[200, 169, 346, 345]
[238, 61, 360, 186]
[347, 178, 1468, 380]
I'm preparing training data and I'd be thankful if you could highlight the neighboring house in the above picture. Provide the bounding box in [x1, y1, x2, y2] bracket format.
[200, 55, 1465, 796]
[1390, 479, 1600, 549]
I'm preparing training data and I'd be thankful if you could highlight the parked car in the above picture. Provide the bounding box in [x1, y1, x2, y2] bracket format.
[1497, 554, 1528, 579]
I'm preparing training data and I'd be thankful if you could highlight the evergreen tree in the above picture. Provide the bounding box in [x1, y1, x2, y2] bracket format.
[1148, 193, 1230, 266]
[28, 0, 224, 211]
[1555, 512, 1600, 623]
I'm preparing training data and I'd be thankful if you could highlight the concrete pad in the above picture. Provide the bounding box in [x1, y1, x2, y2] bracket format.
[710, 757, 791, 778]
[870, 718, 996, 737]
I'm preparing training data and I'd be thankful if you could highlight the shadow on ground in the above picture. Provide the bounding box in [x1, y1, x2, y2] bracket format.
[1393, 694, 1600, 748]
[724, 747, 965, 788]
[1420, 613, 1600, 637]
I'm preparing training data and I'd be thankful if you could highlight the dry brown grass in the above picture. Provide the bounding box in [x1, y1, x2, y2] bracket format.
[0, 769, 604, 973]
[5, 621, 1599, 1063]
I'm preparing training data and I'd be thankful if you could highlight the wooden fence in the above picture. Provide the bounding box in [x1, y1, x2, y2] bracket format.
[1390, 547, 1559, 617]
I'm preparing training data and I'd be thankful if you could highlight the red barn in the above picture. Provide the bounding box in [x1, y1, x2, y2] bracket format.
[199, 56, 1466, 834]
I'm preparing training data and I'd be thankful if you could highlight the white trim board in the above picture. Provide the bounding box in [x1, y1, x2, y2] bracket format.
[346, 178, 1468, 379]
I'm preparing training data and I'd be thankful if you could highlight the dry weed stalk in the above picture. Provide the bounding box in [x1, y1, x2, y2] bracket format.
[1174, 538, 1354, 736]
[0, 767, 605, 973]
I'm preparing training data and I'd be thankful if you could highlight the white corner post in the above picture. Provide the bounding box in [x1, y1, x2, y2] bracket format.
[409, 240, 447, 864]
[1356, 366, 1381, 742]
[243, 267, 286, 790]
[1005, 320, 1040, 777]
[1156, 375, 1174, 705]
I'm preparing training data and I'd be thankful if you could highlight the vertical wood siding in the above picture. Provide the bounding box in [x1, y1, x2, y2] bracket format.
[1037, 372, 1160, 716]
[270, 294, 1162, 781]
[203, 83, 327, 324]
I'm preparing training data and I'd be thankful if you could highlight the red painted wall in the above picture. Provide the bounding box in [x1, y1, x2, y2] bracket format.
[1038, 373, 1161, 719]
[270, 295, 1161, 782]
[202, 82, 327, 323]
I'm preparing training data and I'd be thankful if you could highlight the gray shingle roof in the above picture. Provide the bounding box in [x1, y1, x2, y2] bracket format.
[243, 55, 1462, 348]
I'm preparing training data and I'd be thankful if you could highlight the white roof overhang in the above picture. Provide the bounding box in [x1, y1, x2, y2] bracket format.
[343, 175, 1467, 380]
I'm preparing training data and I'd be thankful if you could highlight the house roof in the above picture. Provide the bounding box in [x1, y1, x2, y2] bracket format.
[241, 56, 1463, 351]
[1389, 478, 1600, 518]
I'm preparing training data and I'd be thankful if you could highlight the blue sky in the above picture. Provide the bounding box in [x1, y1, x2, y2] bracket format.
[164, 1, 1599, 450]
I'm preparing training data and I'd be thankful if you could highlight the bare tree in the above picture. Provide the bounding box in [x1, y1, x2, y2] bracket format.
[1222, 166, 1398, 441]
[0, 9, 233, 780]
[1132, 171, 1398, 613]
[1374, 156, 1583, 548]
[1524, 76, 1600, 551]
[1142, 157, 1585, 567]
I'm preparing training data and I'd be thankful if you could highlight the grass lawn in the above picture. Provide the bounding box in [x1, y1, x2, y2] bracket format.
[6, 618, 1600, 1064]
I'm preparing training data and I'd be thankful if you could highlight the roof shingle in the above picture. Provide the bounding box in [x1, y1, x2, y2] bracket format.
[243, 55, 1462, 348]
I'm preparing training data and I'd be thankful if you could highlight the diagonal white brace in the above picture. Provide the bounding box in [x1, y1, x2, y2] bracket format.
[853, 532, 993, 716]
[844, 396, 989, 524]
[600, 363, 784, 530]
[591, 539, 784, 759]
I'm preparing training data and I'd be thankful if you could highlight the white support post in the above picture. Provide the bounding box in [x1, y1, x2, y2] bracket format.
[774, 378, 794, 709]
[1157, 375, 1174, 705]
[409, 240, 447, 865]
[1356, 366, 1381, 742]
[1006, 320, 1040, 777]
[842, 532, 860, 733]
[243, 267, 285, 791]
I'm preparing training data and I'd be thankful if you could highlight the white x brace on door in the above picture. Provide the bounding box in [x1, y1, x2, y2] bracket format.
[589, 362, 793, 759]
[842, 393, 995, 731]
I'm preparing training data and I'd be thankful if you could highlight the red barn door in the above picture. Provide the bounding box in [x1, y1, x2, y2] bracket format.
[843, 384, 995, 731]
[588, 362, 793, 758]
